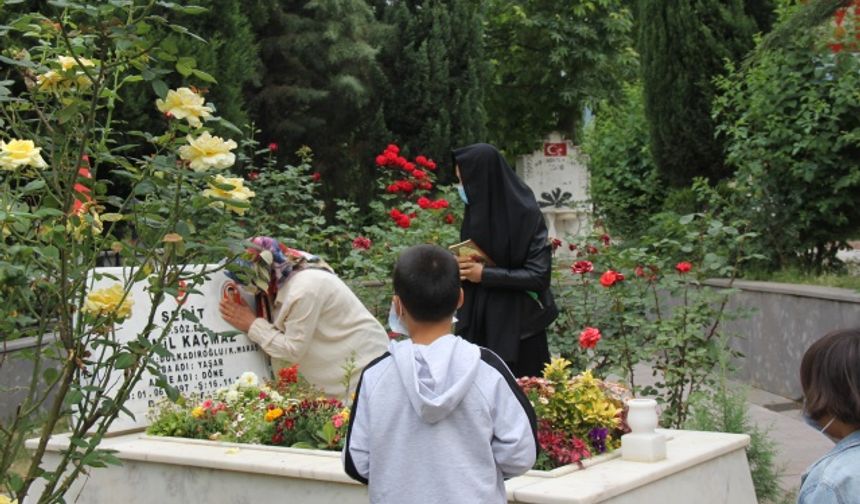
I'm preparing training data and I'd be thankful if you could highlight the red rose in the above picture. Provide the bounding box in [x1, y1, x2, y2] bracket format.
[404, 162, 416, 171]
[409, 212, 417, 219]
[385, 151, 398, 162]
[571, 261, 593, 275]
[635, 265, 645, 278]
[396, 156, 408, 168]
[675, 261, 692, 274]
[376, 155, 388, 166]
[579, 327, 601, 349]
[600, 270, 623, 287]
[419, 181, 433, 190]
[586, 245, 599, 255]
[386, 144, 400, 154]
[397, 215, 411, 228]
[248, 171, 259, 181]
[352, 236, 372, 250]
[431, 199, 449, 209]
[399, 181, 415, 193]
[569, 243, 577, 251]
[311, 172, 321, 182]
[830, 43, 844, 54]
[444, 213, 455, 224]
[278, 365, 299, 384]
[386, 183, 399, 193]
[426, 160, 437, 170]
[417, 196, 432, 209]
[268, 142, 279, 153]
[601, 234, 611, 246]
[389, 208, 403, 219]
[551, 238, 562, 251]
[415, 155, 428, 166]
[412, 169, 426, 179]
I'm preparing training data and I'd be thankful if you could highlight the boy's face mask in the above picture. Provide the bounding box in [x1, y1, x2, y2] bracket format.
[802, 399, 836, 436]
[388, 300, 408, 336]
[456, 184, 469, 205]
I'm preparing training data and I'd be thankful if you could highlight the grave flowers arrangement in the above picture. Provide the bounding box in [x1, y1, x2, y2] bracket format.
[147, 365, 349, 450]
[518, 357, 630, 470]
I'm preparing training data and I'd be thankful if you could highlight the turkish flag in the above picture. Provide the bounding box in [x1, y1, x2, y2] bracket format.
[543, 142, 567, 157]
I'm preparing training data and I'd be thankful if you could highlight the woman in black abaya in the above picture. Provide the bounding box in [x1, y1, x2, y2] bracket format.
[452, 143, 558, 378]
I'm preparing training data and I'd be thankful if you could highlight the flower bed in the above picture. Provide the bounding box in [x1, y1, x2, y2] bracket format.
[518, 357, 630, 470]
[147, 366, 349, 450]
[148, 358, 629, 472]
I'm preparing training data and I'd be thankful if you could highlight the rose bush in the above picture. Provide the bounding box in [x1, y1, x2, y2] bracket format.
[0, 3, 254, 502]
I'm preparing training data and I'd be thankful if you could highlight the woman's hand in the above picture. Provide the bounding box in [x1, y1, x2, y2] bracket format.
[457, 255, 483, 283]
[219, 296, 257, 333]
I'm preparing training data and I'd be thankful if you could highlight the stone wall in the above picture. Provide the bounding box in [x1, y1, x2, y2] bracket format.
[706, 279, 860, 399]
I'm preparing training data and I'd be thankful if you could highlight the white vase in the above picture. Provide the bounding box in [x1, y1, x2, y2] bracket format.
[622, 398, 666, 462]
[626, 398, 659, 434]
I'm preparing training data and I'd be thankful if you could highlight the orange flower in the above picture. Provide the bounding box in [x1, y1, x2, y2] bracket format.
[265, 407, 284, 422]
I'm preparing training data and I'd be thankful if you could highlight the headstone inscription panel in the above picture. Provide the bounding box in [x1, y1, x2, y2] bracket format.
[86, 265, 270, 432]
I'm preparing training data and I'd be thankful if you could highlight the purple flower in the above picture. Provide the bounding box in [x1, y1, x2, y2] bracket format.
[589, 427, 609, 454]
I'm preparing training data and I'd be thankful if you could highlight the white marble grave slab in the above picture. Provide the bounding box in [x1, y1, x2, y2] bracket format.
[85, 265, 270, 432]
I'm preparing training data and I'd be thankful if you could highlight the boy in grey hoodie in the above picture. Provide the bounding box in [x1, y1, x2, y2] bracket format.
[343, 244, 538, 503]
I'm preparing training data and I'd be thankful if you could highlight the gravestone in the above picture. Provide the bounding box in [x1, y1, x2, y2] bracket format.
[86, 266, 270, 432]
[516, 132, 591, 253]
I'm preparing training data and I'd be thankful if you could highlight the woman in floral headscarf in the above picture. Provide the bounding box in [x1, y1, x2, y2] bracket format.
[219, 237, 388, 399]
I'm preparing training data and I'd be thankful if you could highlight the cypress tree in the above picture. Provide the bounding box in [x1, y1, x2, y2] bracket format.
[638, 0, 759, 185]
[374, 0, 488, 179]
[246, 0, 389, 203]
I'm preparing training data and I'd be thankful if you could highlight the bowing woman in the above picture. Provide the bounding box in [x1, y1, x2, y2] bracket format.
[452, 143, 558, 378]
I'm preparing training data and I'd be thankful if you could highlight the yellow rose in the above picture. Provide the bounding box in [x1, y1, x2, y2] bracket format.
[82, 283, 133, 320]
[191, 406, 205, 419]
[155, 87, 213, 128]
[202, 175, 255, 215]
[179, 132, 237, 172]
[36, 70, 64, 92]
[264, 407, 284, 422]
[0, 139, 48, 171]
[0, 495, 19, 504]
[57, 55, 95, 71]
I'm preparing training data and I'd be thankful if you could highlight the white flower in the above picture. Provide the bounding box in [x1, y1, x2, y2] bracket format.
[236, 371, 258, 389]
[179, 132, 237, 172]
[224, 389, 240, 404]
[269, 391, 283, 403]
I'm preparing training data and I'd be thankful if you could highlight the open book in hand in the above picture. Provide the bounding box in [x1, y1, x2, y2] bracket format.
[448, 239, 495, 266]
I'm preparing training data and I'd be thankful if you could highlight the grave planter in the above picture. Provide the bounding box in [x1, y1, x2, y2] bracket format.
[26, 429, 756, 503]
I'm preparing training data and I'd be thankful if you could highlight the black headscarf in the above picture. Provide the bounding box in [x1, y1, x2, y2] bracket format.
[452, 143, 546, 361]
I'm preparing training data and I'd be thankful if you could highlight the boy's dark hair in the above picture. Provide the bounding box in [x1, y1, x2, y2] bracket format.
[800, 328, 860, 425]
[393, 244, 460, 323]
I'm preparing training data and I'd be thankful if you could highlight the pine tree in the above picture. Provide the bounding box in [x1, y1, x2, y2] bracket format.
[246, 0, 389, 202]
[374, 0, 488, 180]
[638, 0, 759, 185]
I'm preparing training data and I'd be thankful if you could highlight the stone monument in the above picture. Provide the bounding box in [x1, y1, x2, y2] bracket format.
[86, 265, 270, 432]
[516, 132, 591, 254]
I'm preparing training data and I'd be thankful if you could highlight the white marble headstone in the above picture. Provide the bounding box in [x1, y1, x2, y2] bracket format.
[516, 132, 592, 246]
[85, 265, 270, 432]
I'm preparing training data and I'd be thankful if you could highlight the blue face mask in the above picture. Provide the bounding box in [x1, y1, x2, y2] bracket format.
[802, 407, 836, 435]
[388, 301, 408, 336]
[456, 184, 469, 205]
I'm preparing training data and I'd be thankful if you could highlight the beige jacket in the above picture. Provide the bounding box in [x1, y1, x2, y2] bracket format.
[247, 268, 388, 399]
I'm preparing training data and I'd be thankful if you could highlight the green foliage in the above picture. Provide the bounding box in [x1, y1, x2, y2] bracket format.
[550, 197, 758, 427]
[638, 0, 760, 185]
[373, 0, 488, 182]
[484, 0, 636, 154]
[714, 11, 860, 272]
[583, 83, 664, 239]
[0, 3, 252, 501]
[245, 0, 388, 205]
[686, 384, 783, 503]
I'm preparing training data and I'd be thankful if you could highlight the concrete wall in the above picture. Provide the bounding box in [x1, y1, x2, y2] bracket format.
[706, 280, 860, 399]
[0, 334, 59, 420]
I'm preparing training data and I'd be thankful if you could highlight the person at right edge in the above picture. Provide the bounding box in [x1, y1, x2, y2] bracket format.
[452, 143, 559, 378]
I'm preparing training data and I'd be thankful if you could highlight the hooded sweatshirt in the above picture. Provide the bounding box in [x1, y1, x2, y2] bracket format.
[343, 335, 538, 504]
